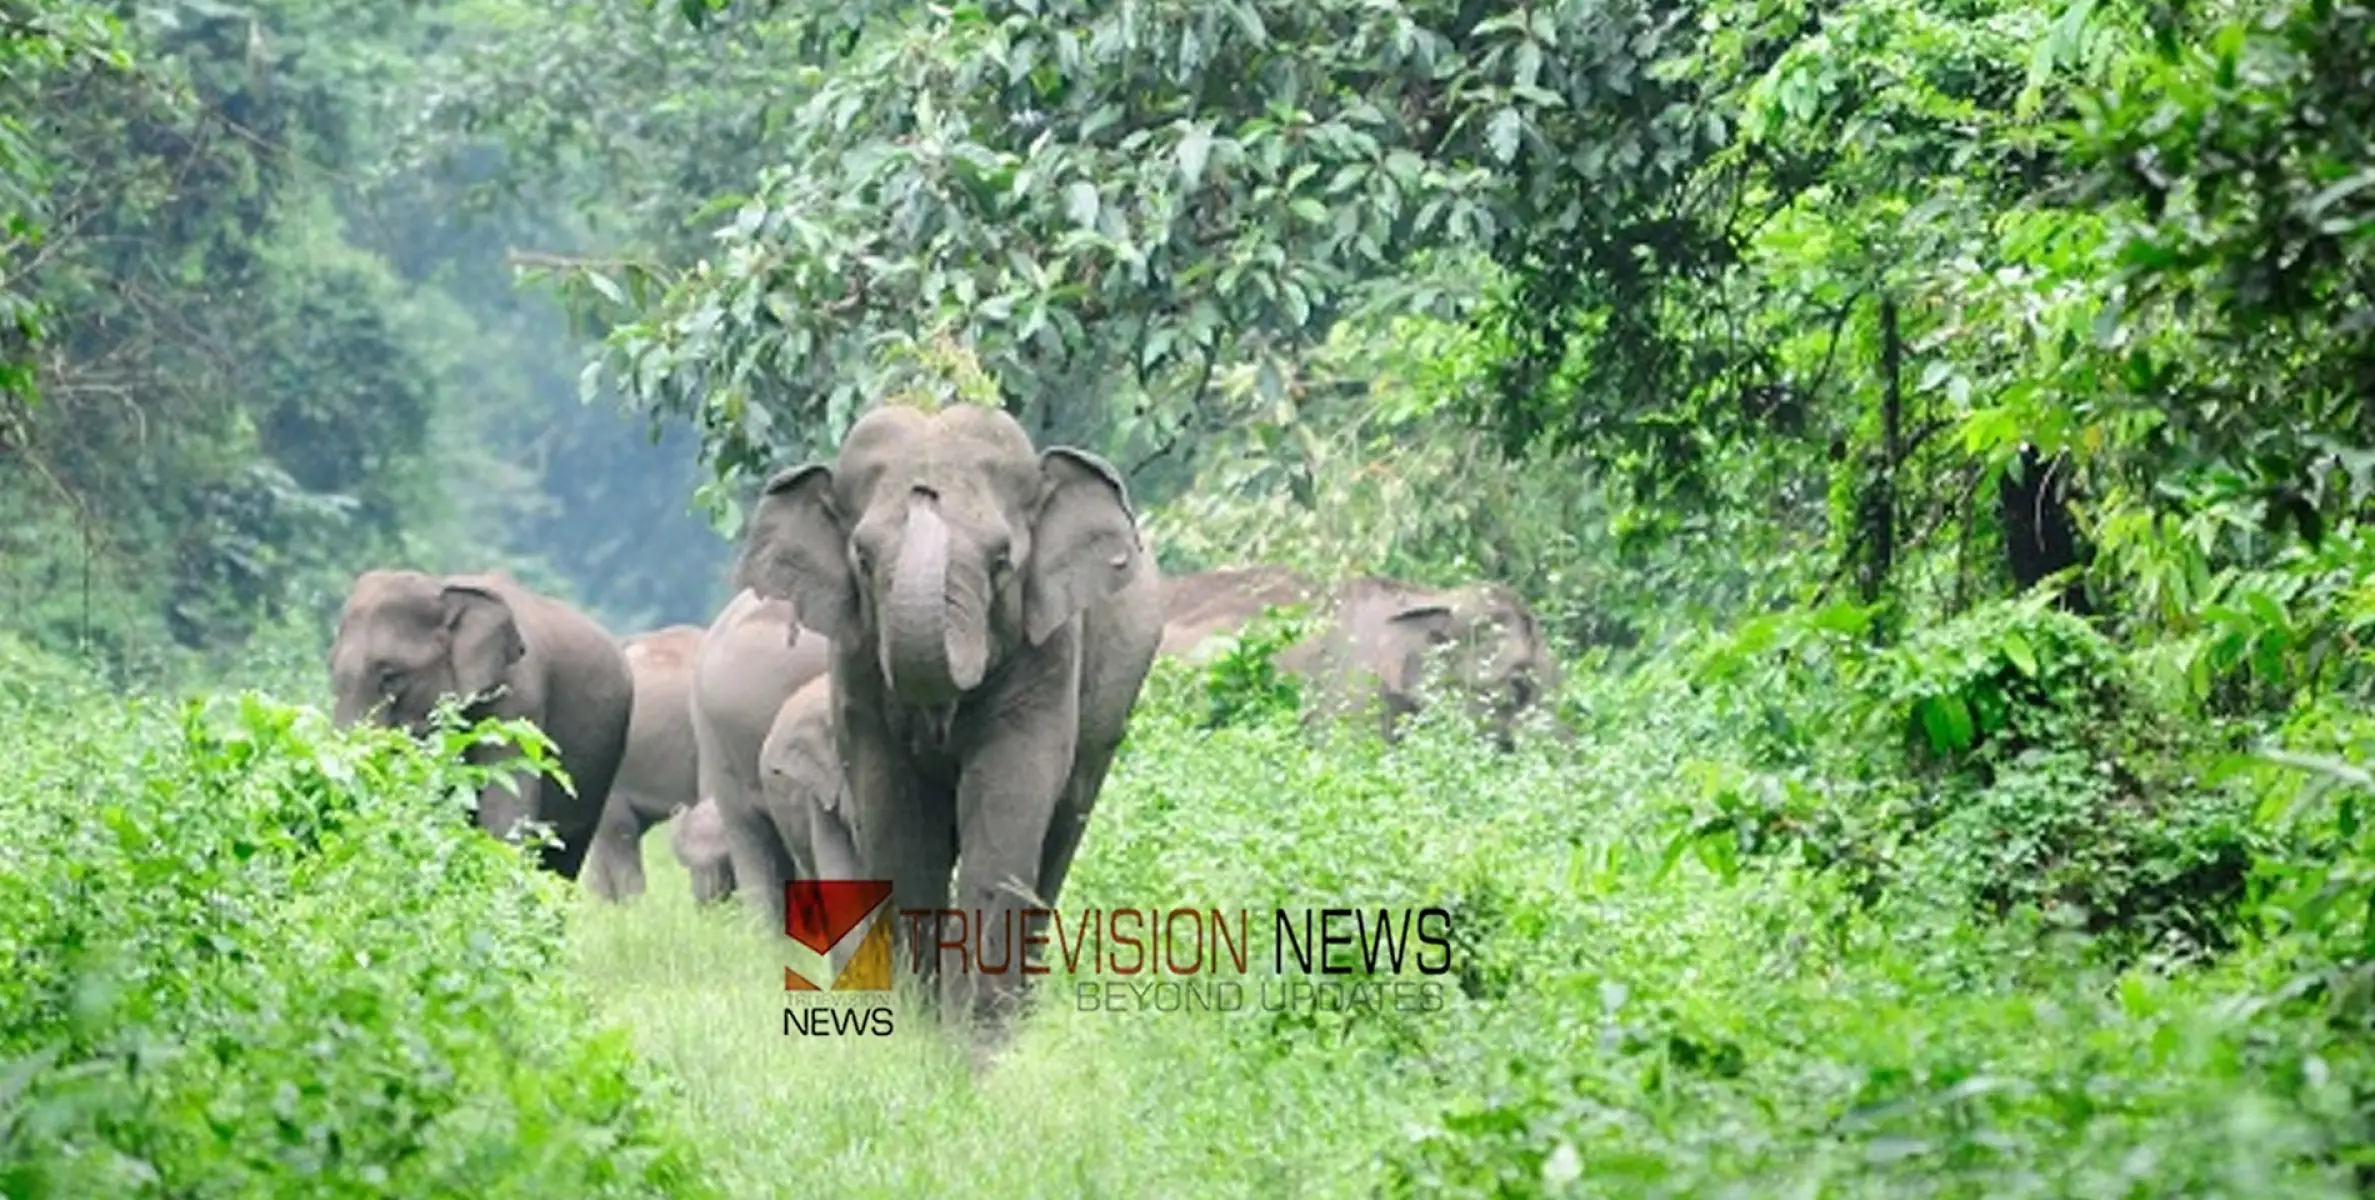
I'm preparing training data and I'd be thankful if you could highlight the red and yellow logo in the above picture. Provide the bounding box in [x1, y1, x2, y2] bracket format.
[783, 880, 895, 991]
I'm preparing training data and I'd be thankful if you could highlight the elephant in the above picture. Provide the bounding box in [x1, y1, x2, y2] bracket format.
[689, 587, 831, 928]
[668, 797, 737, 905]
[1155, 565, 1318, 661]
[328, 569, 633, 879]
[735, 403, 1162, 1034]
[756, 676, 862, 885]
[1304, 576, 1562, 749]
[1156, 566, 1560, 749]
[584, 624, 704, 904]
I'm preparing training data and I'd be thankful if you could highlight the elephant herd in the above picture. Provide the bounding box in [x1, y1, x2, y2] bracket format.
[326, 405, 1558, 1029]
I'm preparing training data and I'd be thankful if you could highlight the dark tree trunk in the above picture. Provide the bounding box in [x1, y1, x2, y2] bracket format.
[1997, 442, 2091, 614]
[1853, 295, 1902, 607]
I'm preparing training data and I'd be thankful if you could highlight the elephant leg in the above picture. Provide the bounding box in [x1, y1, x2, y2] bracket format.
[1035, 736, 1121, 920]
[845, 713, 953, 1013]
[721, 791, 801, 934]
[689, 853, 738, 905]
[585, 794, 650, 902]
[477, 771, 546, 852]
[949, 714, 1078, 1033]
[474, 764, 534, 843]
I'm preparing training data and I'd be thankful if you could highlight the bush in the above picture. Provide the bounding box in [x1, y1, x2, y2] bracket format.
[0, 636, 711, 1198]
[1678, 594, 2262, 956]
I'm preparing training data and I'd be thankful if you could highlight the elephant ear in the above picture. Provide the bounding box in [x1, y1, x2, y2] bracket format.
[1384, 603, 1457, 690]
[1024, 447, 1144, 647]
[736, 464, 859, 644]
[441, 583, 525, 701]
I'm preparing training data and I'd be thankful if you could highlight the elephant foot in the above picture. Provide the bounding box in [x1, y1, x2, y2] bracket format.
[585, 862, 646, 904]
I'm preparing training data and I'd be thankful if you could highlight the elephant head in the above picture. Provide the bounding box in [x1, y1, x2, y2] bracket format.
[736, 404, 1143, 706]
[328, 569, 525, 733]
[760, 676, 860, 883]
[1360, 580, 1558, 748]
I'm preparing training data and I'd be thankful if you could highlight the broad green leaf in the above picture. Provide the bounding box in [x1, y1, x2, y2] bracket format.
[2000, 631, 2038, 678]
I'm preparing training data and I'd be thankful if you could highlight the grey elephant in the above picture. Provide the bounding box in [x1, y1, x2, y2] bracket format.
[736, 403, 1161, 1032]
[668, 797, 737, 905]
[756, 676, 862, 884]
[328, 569, 633, 878]
[1155, 565, 1318, 661]
[689, 587, 831, 930]
[1157, 567, 1560, 748]
[584, 624, 704, 903]
[1304, 576, 1561, 749]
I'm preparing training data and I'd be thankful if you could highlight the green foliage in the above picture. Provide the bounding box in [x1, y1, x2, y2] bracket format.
[539, 608, 2375, 1197]
[1877, 591, 2128, 764]
[1682, 589, 2262, 959]
[0, 637, 709, 1197]
[1191, 605, 1311, 731]
[13, 0, 2375, 1190]
[2070, 0, 2375, 540]
[1148, 304, 1822, 653]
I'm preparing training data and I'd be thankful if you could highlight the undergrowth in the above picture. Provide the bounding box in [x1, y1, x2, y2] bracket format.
[0, 634, 708, 1198]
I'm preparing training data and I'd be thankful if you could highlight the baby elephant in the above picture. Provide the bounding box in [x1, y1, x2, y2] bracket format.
[731, 674, 864, 888]
[668, 798, 737, 904]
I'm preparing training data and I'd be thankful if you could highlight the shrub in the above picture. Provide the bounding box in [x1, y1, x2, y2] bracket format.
[0, 637, 711, 1198]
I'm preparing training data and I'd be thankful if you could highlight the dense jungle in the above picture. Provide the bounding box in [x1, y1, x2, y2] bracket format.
[5, 0, 2375, 1194]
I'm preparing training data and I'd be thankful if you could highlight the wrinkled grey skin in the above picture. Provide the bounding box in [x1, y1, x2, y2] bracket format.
[756, 677, 862, 885]
[585, 625, 704, 904]
[736, 404, 1161, 1036]
[668, 797, 736, 905]
[328, 569, 633, 878]
[1154, 566, 1318, 661]
[690, 588, 830, 929]
[1156, 567, 1560, 749]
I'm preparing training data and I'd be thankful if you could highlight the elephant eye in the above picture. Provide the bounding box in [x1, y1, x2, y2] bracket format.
[376, 665, 403, 695]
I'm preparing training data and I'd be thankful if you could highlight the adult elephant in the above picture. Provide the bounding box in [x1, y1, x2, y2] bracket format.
[1155, 565, 1318, 661]
[755, 677, 862, 885]
[689, 587, 830, 930]
[1306, 576, 1562, 749]
[584, 624, 704, 904]
[736, 403, 1161, 1032]
[328, 569, 633, 879]
[669, 797, 737, 905]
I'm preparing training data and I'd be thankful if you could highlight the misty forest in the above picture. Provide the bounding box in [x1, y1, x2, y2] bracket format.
[6, 0, 2375, 1194]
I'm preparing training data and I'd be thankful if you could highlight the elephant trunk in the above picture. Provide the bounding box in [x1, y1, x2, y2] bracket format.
[882, 493, 983, 703]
